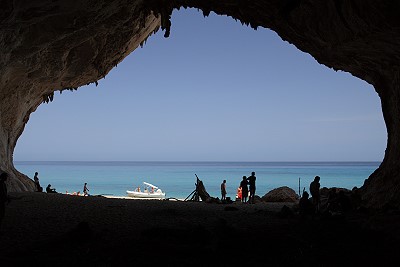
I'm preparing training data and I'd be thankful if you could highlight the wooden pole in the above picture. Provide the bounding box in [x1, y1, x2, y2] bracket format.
[298, 177, 301, 197]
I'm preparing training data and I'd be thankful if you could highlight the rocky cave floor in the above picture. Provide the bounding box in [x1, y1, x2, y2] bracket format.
[0, 192, 399, 266]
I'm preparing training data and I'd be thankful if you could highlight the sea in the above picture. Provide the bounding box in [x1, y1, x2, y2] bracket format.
[14, 161, 380, 200]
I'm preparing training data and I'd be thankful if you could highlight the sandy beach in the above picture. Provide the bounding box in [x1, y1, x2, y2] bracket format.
[1, 192, 399, 266]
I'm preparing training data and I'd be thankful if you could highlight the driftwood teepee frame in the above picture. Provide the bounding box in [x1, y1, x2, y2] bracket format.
[184, 174, 211, 202]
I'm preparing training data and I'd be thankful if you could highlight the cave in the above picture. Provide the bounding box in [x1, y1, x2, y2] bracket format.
[1, 0, 399, 209]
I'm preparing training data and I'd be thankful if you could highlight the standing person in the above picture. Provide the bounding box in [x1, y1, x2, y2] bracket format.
[236, 186, 242, 201]
[310, 176, 321, 213]
[220, 180, 227, 201]
[33, 172, 42, 192]
[240, 176, 249, 203]
[83, 182, 89, 196]
[0, 172, 9, 229]
[247, 171, 257, 204]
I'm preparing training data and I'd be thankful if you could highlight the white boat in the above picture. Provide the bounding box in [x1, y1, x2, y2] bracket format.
[126, 182, 166, 199]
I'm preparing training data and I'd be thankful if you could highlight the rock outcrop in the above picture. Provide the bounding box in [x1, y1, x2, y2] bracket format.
[262, 186, 299, 202]
[1, 0, 400, 209]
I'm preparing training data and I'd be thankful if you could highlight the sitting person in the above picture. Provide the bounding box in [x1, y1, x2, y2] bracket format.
[46, 184, 57, 193]
[299, 191, 314, 218]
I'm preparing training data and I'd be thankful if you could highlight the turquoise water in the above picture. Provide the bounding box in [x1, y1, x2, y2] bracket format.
[14, 161, 380, 199]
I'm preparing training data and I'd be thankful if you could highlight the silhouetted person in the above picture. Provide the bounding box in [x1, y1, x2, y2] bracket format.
[34, 171, 42, 192]
[310, 176, 321, 213]
[236, 186, 242, 201]
[221, 180, 227, 201]
[83, 182, 89, 196]
[0, 172, 10, 229]
[299, 191, 314, 218]
[240, 176, 248, 203]
[247, 171, 256, 204]
[46, 184, 57, 193]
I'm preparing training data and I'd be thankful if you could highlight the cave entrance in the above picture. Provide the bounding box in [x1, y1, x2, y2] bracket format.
[14, 9, 385, 196]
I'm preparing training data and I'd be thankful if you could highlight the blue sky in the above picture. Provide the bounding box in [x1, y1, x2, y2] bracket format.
[14, 9, 386, 162]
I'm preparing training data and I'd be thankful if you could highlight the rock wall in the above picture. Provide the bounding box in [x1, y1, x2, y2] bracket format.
[0, 0, 160, 191]
[1, 0, 400, 208]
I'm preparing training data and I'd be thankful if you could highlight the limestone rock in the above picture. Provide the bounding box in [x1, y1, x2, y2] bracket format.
[262, 186, 299, 203]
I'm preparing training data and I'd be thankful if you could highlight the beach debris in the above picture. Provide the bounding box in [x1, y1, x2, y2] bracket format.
[185, 174, 213, 202]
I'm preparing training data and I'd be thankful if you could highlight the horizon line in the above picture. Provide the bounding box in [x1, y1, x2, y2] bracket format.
[14, 160, 382, 163]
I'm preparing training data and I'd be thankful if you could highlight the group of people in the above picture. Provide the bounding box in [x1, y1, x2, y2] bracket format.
[135, 186, 155, 193]
[34, 172, 90, 196]
[300, 175, 355, 217]
[34, 171, 58, 194]
[220, 172, 323, 210]
[299, 175, 321, 217]
[0, 170, 92, 230]
[220, 171, 257, 204]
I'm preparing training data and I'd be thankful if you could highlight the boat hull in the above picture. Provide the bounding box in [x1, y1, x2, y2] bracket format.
[126, 190, 166, 199]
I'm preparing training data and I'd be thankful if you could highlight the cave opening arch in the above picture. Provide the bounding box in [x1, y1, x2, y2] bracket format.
[15, 9, 385, 163]
[0, 0, 399, 208]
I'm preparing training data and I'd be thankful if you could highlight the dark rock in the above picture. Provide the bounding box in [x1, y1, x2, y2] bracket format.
[224, 206, 239, 211]
[262, 186, 299, 202]
[278, 205, 294, 218]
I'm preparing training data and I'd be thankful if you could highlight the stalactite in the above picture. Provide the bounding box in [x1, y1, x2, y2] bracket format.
[160, 6, 172, 37]
[42, 92, 54, 103]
